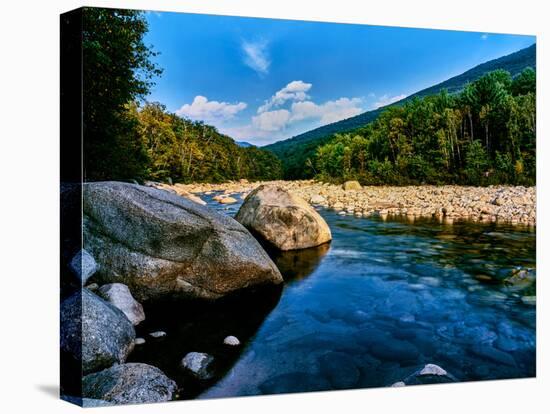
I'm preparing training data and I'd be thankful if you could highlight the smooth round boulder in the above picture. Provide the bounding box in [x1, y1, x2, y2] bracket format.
[61, 289, 135, 374]
[342, 181, 362, 191]
[219, 196, 238, 204]
[83, 182, 282, 301]
[97, 283, 145, 326]
[82, 363, 177, 405]
[235, 185, 332, 251]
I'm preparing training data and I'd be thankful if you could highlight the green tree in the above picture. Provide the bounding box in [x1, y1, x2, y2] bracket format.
[511, 68, 536, 96]
[314, 69, 535, 186]
[83, 8, 162, 181]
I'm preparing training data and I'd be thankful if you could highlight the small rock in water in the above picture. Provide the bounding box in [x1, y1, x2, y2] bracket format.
[342, 181, 362, 191]
[370, 339, 420, 362]
[134, 338, 146, 345]
[180, 352, 215, 380]
[338, 211, 346, 216]
[69, 249, 98, 285]
[149, 331, 167, 338]
[419, 276, 441, 287]
[494, 336, 519, 352]
[85, 283, 99, 291]
[391, 381, 406, 387]
[418, 364, 447, 376]
[521, 295, 536, 306]
[470, 344, 517, 367]
[223, 335, 240, 346]
[504, 267, 535, 289]
[318, 352, 360, 389]
[219, 196, 237, 204]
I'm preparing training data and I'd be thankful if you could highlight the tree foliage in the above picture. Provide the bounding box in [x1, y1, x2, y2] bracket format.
[265, 44, 536, 179]
[83, 8, 162, 180]
[82, 9, 281, 183]
[131, 102, 282, 182]
[315, 69, 536, 186]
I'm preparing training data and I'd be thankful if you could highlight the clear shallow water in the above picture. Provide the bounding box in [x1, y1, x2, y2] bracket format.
[129, 191, 536, 399]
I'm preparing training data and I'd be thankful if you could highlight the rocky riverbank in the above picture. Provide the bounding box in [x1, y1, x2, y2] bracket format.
[155, 180, 536, 226]
[61, 181, 287, 406]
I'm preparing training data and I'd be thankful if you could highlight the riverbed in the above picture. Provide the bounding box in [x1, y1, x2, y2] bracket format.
[129, 190, 536, 399]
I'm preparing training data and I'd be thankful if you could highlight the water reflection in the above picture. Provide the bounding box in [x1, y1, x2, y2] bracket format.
[131, 191, 535, 400]
[200, 206, 535, 399]
[128, 286, 282, 399]
[267, 242, 330, 283]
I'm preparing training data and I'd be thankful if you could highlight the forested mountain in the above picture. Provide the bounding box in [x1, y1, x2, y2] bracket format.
[236, 141, 254, 148]
[315, 68, 536, 186]
[82, 8, 281, 183]
[265, 44, 536, 178]
[130, 103, 282, 183]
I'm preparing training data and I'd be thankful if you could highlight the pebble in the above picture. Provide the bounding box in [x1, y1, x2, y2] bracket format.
[85, 283, 99, 291]
[419, 363, 447, 376]
[223, 335, 241, 346]
[180, 352, 215, 380]
[521, 296, 536, 306]
[149, 331, 167, 338]
[219, 196, 237, 204]
[134, 337, 146, 345]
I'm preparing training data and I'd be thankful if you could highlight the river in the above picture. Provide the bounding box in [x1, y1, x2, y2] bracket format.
[128, 191, 536, 399]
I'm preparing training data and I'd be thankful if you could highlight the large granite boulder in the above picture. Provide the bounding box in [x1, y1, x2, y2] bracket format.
[342, 180, 362, 191]
[61, 289, 135, 374]
[235, 185, 332, 251]
[97, 283, 145, 326]
[83, 182, 282, 301]
[82, 363, 177, 405]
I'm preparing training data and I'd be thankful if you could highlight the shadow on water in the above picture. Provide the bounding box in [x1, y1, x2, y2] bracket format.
[127, 243, 330, 399]
[127, 191, 333, 399]
[128, 193, 535, 399]
[266, 242, 331, 284]
[128, 285, 283, 400]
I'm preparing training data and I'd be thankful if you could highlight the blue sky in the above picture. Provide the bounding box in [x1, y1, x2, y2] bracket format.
[143, 11, 535, 146]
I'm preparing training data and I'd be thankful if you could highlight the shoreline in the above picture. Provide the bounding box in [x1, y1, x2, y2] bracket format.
[151, 180, 536, 226]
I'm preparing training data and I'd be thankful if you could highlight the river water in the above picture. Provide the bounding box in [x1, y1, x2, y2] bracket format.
[129, 191, 536, 399]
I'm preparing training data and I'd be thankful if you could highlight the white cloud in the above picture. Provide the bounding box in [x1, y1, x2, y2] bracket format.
[242, 40, 270, 75]
[252, 109, 291, 132]
[251, 95, 362, 133]
[481, 33, 489, 40]
[176, 95, 247, 123]
[372, 94, 407, 109]
[291, 97, 363, 125]
[218, 81, 364, 145]
[258, 80, 312, 113]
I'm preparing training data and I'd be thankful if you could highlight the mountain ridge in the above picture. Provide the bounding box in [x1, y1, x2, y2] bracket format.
[264, 43, 536, 178]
